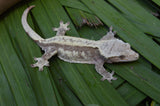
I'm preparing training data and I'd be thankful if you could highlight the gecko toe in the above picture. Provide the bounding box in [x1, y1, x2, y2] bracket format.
[39, 67, 44, 71]
[34, 57, 40, 61]
[65, 22, 70, 26]
[53, 27, 58, 31]
[112, 77, 117, 80]
[31, 64, 36, 67]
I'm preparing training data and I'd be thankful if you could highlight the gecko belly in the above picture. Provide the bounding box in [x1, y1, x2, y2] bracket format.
[57, 47, 100, 64]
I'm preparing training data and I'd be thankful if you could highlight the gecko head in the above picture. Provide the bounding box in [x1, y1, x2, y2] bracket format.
[106, 42, 139, 63]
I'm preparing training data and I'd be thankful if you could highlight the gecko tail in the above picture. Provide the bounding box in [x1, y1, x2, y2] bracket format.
[21, 5, 44, 42]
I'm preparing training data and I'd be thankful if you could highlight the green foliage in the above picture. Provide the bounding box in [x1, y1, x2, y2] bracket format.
[0, 0, 160, 105]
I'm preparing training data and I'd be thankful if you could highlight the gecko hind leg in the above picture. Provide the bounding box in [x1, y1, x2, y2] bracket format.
[95, 63, 117, 83]
[31, 50, 57, 71]
[52, 21, 70, 36]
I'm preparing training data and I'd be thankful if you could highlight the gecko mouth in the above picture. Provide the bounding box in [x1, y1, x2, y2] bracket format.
[108, 53, 139, 63]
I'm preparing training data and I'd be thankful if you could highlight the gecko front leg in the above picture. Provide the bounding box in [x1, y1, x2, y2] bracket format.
[94, 58, 117, 82]
[31, 49, 57, 71]
[100, 26, 116, 40]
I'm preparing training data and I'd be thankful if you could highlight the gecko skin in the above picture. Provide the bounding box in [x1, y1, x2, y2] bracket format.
[21, 6, 139, 82]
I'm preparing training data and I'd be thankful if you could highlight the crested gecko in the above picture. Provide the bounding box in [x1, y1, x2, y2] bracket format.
[21, 5, 139, 82]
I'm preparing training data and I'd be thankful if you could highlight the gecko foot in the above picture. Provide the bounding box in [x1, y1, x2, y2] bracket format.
[31, 57, 49, 71]
[53, 21, 70, 36]
[101, 71, 117, 83]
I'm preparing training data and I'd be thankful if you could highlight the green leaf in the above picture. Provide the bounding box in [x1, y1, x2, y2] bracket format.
[66, 7, 103, 27]
[107, 58, 160, 103]
[117, 83, 146, 105]
[107, 0, 160, 37]
[50, 64, 83, 106]
[152, 0, 160, 6]
[1, 0, 160, 105]
[0, 20, 37, 105]
[0, 63, 16, 105]
[58, 0, 92, 13]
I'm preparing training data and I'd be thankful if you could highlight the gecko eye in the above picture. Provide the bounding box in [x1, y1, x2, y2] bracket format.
[119, 55, 125, 59]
